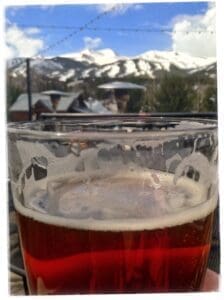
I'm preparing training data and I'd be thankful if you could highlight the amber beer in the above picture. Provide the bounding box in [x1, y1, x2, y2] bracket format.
[15, 171, 216, 295]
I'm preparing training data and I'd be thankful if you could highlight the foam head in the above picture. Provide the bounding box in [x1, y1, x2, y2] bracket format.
[15, 170, 217, 232]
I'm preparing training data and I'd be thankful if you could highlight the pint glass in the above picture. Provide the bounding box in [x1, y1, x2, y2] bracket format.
[8, 116, 218, 294]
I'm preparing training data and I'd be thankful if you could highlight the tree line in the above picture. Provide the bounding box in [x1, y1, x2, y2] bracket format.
[140, 74, 217, 113]
[7, 70, 217, 118]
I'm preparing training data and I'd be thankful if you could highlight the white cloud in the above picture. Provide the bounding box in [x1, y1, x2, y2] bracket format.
[83, 36, 102, 50]
[24, 27, 41, 35]
[5, 25, 44, 58]
[5, 45, 15, 59]
[172, 4, 216, 58]
[97, 3, 142, 15]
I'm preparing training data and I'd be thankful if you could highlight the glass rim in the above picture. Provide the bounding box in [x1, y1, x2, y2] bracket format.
[7, 115, 217, 140]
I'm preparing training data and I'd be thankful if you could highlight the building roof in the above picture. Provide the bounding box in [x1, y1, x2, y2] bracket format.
[10, 92, 82, 112]
[41, 90, 70, 97]
[97, 81, 146, 90]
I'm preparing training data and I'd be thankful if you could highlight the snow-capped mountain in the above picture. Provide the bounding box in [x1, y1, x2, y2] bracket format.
[62, 48, 125, 66]
[8, 48, 216, 82]
[139, 51, 215, 70]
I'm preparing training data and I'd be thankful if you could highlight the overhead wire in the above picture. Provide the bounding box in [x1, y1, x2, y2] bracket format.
[7, 4, 215, 69]
[11, 24, 215, 34]
[8, 4, 118, 68]
[34, 5, 119, 58]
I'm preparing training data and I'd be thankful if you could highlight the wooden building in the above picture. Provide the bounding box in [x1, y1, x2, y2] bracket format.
[9, 91, 83, 121]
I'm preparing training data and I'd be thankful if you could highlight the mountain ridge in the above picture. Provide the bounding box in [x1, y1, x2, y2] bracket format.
[8, 48, 216, 82]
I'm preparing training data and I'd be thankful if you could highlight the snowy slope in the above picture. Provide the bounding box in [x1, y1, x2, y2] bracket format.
[138, 51, 215, 70]
[62, 48, 125, 66]
[8, 48, 216, 80]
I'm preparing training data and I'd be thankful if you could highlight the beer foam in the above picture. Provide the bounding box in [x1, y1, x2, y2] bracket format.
[14, 170, 217, 231]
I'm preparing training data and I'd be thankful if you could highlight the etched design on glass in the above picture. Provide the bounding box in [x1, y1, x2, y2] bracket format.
[24, 156, 48, 181]
[32, 156, 48, 180]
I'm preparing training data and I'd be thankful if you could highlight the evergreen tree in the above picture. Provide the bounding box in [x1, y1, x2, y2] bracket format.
[7, 72, 23, 121]
[154, 74, 195, 112]
[201, 85, 217, 112]
[126, 89, 144, 113]
[141, 80, 158, 112]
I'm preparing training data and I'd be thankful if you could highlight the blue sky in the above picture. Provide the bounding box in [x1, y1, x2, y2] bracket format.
[5, 2, 215, 58]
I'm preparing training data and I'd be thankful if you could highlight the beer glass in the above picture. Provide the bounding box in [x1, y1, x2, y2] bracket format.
[8, 116, 218, 294]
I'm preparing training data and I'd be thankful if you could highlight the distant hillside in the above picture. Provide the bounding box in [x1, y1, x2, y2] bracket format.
[8, 49, 216, 84]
